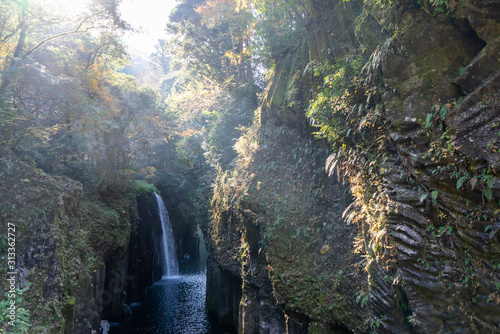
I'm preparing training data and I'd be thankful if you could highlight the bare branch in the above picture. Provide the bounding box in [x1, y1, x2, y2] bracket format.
[22, 22, 97, 59]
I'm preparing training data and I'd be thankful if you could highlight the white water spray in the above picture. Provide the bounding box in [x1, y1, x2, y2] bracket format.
[154, 193, 179, 278]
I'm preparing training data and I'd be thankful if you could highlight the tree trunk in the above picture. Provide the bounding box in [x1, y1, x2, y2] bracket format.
[0, 24, 27, 101]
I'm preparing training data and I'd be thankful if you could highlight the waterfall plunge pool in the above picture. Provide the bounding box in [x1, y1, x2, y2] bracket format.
[109, 260, 230, 334]
[109, 194, 230, 334]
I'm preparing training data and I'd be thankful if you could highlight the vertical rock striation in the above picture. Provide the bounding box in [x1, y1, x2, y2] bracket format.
[207, 0, 500, 333]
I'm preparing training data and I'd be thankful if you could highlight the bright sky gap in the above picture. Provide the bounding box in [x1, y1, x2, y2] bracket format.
[120, 0, 177, 54]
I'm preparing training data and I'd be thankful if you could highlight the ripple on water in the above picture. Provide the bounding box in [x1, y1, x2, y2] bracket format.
[110, 261, 227, 334]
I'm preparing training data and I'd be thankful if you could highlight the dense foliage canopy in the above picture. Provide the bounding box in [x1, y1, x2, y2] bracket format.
[0, 0, 299, 190]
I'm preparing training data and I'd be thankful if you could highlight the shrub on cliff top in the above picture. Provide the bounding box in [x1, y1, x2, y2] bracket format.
[133, 180, 159, 195]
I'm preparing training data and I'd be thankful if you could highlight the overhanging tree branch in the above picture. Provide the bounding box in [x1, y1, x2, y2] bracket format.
[22, 21, 97, 59]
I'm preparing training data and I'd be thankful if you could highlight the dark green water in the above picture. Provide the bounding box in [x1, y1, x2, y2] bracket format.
[110, 260, 228, 334]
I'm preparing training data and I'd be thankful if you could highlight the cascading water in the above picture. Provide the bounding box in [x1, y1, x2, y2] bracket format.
[110, 196, 225, 334]
[155, 193, 179, 278]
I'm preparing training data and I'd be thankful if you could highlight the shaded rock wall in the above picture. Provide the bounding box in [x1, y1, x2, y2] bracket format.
[0, 147, 174, 333]
[126, 194, 164, 296]
[101, 192, 165, 322]
[0, 148, 132, 333]
[206, 256, 242, 330]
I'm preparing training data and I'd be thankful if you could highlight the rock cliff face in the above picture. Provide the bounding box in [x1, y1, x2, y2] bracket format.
[2, 1, 499, 333]
[0, 148, 133, 333]
[351, 2, 500, 332]
[0, 148, 169, 333]
[124, 193, 164, 303]
[207, 0, 500, 333]
[102, 192, 166, 322]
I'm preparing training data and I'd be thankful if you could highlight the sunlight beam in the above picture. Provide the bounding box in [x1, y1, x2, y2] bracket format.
[37, 0, 92, 15]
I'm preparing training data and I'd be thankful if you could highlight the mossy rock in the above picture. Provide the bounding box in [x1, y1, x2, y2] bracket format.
[0, 151, 135, 333]
[62, 296, 76, 334]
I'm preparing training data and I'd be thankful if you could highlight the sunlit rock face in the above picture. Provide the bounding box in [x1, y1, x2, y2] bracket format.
[207, 0, 500, 333]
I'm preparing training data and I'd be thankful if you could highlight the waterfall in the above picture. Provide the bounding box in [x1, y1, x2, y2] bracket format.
[196, 225, 208, 264]
[154, 193, 179, 278]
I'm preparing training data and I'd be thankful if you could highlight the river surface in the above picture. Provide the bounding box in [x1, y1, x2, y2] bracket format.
[110, 260, 228, 334]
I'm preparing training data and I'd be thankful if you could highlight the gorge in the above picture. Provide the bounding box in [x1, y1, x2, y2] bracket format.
[1, 0, 500, 333]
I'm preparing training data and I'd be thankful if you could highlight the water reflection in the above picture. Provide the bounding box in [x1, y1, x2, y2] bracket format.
[110, 261, 227, 334]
